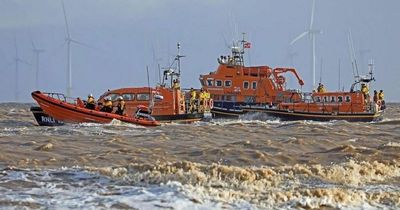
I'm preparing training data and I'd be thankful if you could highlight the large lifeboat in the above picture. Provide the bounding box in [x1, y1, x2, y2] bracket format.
[241, 62, 385, 122]
[199, 36, 305, 117]
[31, 91, 160, 126]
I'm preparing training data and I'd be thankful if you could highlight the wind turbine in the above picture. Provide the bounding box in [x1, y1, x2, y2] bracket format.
[13, 36, 30, 102]
[30, 37, 45, 90]
[61, 0, 94, 97]
[290, 0, 322, 90]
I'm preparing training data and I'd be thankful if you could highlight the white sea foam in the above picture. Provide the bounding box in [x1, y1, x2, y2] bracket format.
[0, 168, 246, 209]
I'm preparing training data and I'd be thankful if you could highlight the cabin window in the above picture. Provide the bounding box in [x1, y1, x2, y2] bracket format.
[314, 96, 321, 102]
[216, 80, 222, 87]
[323, 96, 329, 102]
[122, 93, 135, 101]
[338, 96, 343, 102]
[136, 93, 150, 101]
[345, 95, 351, 102]
[330, 96, 336, 103]
[243, 81, 249, 89]
[106, 94, 120, 101]
[224, 80, 232, 87]
[252, 81, 257, 89]
[207, 79, 214, 86]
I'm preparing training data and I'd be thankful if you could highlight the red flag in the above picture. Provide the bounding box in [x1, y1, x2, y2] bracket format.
[244, 42, 251, 48]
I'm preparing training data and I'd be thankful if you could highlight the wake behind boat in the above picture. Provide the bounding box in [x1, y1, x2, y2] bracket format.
[31, 91, 160, 126]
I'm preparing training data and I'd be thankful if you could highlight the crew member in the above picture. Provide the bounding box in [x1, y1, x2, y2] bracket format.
[189, 88, 197, 113]
[317, 83, 326, 93]
[85, 94, 96, 110]
[204, 89, 211, 111]
[115, 96, 125, 115]
[199, 88, 205, 112]
[378, 90, 386, 110]
[100, 97, 113, 113]
[173, 79, 180, 89]
[378, 90, 384, 101]
[373, 90, 378, 103]
[361, 83, 370, 103]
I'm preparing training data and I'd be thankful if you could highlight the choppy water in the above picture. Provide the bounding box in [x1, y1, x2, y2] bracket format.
[0, 103, 399, 209]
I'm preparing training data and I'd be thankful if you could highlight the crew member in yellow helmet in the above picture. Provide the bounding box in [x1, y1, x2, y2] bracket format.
[115, 96, 126, 115]
[86, 93, 96, 110]
[101, 97, 113, 113]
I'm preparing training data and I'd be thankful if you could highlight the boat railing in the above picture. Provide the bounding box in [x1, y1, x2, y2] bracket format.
[43, 92, 78, 104]
[279, 94, 379, 114]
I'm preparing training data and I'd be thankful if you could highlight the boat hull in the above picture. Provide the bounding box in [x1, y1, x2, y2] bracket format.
[242, 106, 383, 122]
[154, 113, 209, 123]
[211, 101, 257, 118]
[30, 106, 64, 126]
[211, 107, 242, 118]
[31, 91, 160, 126]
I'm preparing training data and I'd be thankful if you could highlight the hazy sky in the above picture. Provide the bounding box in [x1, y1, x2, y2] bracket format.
[1, 0, 399, 102]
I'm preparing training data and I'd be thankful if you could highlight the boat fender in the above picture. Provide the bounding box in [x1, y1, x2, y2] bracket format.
[209, 99, 214, 109]
[366, 104, 371, 112]
[375, 100, 382, 111]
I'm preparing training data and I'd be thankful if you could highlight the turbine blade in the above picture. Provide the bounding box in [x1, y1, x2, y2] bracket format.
[70, 39, 98, 50]
[310, 0, 316, 30]
[61, 0, 71, 38]
[290, 31, 309, 45]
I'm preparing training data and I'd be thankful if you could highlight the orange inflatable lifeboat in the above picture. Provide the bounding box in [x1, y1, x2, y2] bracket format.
[31, 91, 160, 126]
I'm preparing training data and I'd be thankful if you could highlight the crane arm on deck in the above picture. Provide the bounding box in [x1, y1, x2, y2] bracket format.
[272, 68, 305, 86]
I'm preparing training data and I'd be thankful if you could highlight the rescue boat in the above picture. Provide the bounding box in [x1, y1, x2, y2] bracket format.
[241, 62, 384, 122]
[31, 43, 212, 125]
[31, 91, 160, 126]
[199, 36, 305, 117]
[91, 43, 212, 123]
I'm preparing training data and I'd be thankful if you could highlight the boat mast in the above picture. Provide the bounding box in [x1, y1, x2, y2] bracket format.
[175, 42, 185, 85]
[338, 59, 341, 91]
[177, 42, 182, 76]
[161, 42, 185, 88]
[239, 32, 247, 66]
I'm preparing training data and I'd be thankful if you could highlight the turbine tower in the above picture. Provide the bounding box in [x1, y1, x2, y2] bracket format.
[31, 37, 45, 90]
[290, 0, 322, 90]
[61, 0, 93, 97]
[13, 36, 30, 102]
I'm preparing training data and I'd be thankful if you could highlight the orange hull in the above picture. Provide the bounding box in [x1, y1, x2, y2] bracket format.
[31, 91, 160, 126]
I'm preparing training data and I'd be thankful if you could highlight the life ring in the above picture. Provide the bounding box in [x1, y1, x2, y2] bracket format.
[376, 100, 382, 110]
[209, 99, 214, 109]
